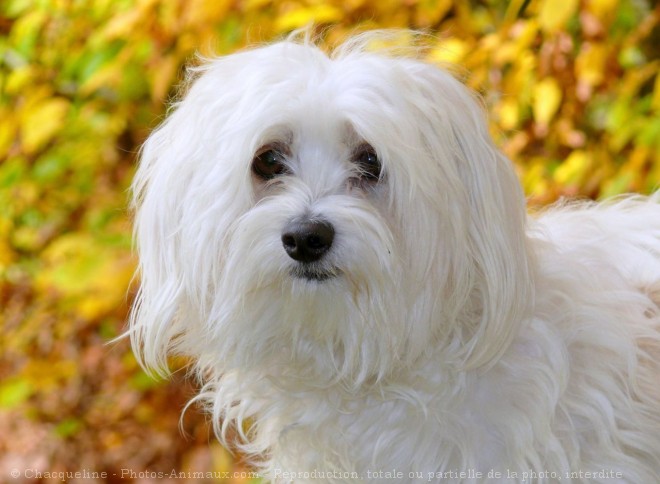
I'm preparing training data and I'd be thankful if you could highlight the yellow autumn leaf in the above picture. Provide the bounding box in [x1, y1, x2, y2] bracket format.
[9, 10, 47, 50]
[182, 0, 232, 28]
[11, 225, 42, 252]
[600, 169, 635, 198]
[497, 98, 520, 131]
[23, 360, 77, 391]
[523, 159, 550, 200]
[20, 97, 70, 154]
[6, 65, 36, 95]
[620, 62, 659, 98]
[36, 233, 100, 292]
[0, 110, 17, 159]
[653, 73, 660, 112]
[98, 10, 141, 41]
[587, 0, 619, 19]
[0, 217, 12, 240]
[538, 0, 579, 32]
[480, 32, 500, 52]
[513, 20, 540, 52]
[0, 239, 14, 271]
[624, 145, 650, 172]
[244, 0, 272, 9]
[533, 77, 562, 126]
[36, 233, 135, 320]
[211, 442, 235, 475]
[150, 55, 180, 101]
[575, 43, 607, 86]
[492, 41, 518, 66]
[504, 52, 536, 106]
[99, 0, 158, 41]
[79, 64, 120, 96]
[275, 5, 343, 32]
[554, 150, 591, 185]
[415, 0, 452, 27]
[428, 38, 468, 64]
[76, 258, 134, 320]
[504, 0, 529, 24]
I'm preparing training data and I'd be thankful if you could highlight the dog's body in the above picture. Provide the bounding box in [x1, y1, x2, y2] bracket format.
[130, 33, 660, 482]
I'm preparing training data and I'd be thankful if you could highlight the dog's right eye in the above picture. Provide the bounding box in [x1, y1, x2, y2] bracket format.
[252, 148, 288, 180]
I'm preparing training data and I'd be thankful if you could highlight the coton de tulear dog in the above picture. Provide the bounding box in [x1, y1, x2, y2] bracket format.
[129, 32, 660, 483]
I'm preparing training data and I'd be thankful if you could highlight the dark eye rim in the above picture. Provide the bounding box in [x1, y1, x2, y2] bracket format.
[353, 143, 382, 182]
[252, 143, 289, 180]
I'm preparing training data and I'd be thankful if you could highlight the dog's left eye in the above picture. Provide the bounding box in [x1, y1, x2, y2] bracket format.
[252, 148, 288, 180]
[354, 144, 381, 182]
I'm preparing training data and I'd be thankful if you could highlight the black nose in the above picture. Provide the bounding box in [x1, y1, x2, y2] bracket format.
[281, 220, 335, 263]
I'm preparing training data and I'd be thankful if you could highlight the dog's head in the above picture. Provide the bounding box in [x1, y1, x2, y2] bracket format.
[130, 32, 533, 385]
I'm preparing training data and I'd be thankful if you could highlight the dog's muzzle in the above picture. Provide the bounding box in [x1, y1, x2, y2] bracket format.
[281, 219, 337, 281]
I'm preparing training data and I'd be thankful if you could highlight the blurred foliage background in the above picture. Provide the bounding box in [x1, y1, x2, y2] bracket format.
[0, 0, 658, 482]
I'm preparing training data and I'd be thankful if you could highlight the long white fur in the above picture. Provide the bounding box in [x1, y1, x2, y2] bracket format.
[129, 32, 660, 483]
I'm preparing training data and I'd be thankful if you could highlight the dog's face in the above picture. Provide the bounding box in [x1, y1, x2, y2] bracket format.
[130, 35, 533, 384]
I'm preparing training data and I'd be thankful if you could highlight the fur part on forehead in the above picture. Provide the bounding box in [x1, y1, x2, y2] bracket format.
[129, 31, 660, 483]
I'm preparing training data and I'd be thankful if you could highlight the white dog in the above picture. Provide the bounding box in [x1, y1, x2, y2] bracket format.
[129, 32, 660, 483]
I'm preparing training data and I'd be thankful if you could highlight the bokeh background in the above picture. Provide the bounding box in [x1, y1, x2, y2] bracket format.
[1, 0, 658, 482]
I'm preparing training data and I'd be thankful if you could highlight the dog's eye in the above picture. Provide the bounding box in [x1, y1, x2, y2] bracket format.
[252, 148, 288, 180]
[354, 145, 381, 181]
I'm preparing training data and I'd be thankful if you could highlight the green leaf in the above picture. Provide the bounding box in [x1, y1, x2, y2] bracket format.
[636, 116, 660, 148]
[0, 378, 33, 409]
[54, 418, 83, 437]
[9, 10, 47, 60]
[77, 40, 125, 84]
[2, 0, 33, 18]
[0, 157, 26, 188]
[130, 371, 162, 391]
[32, 153, 68, 182]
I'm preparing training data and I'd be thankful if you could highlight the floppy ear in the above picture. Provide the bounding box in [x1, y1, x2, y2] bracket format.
[129, 75, 245, 374]
[129, 111, 192, 376]
[409, 62, 534, 369]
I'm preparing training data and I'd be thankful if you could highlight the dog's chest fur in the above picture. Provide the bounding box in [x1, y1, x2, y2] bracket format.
[231, 207, 660, 483]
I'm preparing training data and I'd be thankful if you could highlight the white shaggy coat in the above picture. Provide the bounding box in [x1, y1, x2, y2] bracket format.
[129, 33, 660, 483]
